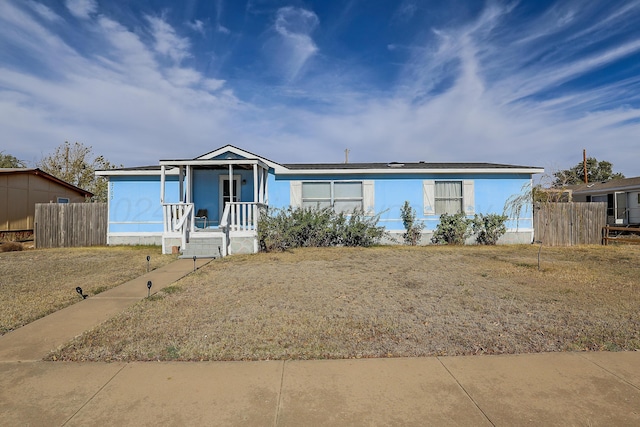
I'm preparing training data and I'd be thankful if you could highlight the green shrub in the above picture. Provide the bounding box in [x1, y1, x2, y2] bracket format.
[400, 201, 424, 245]
[258, 206, 384, 252]
[431, 212, 471, 245]
[471, 213, 508, 245]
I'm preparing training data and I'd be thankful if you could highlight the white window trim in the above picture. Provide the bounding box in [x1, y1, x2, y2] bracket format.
[423, 180, 474, 215]
[290, 180, 375, 215]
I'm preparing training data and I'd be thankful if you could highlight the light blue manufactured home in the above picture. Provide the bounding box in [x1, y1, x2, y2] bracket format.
[96, 145, 543, 256]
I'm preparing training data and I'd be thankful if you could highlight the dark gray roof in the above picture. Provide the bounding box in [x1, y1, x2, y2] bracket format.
[101, 165, 161, 172]
[570, 176, 640, 194]
[101, 161, 542, 173]
[282, 162, 541, 170]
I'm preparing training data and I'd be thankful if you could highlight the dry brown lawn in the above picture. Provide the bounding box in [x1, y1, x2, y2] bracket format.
[0, 246, 175, 335]
[48, 245, 640, 362]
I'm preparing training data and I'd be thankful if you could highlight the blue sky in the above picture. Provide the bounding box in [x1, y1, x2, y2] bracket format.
[1, 0, 640, 178]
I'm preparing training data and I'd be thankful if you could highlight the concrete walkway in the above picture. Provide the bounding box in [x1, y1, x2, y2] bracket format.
[0, 260, 639, 426]
[0, 257, 212, 362]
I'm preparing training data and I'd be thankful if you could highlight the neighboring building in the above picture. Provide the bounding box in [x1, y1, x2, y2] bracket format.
[570, 177, 640, 225]
[0, 168, 93, 241]
[96, 145, 544, 256]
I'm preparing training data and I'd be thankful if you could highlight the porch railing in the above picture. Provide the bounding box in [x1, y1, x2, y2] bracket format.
[162, 203, 194, 250]
[219, 202, 265, 256]
[220, 202, 265, 231]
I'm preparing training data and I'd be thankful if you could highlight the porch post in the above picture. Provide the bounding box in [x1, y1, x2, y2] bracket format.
[179, 166, 184, 202]
[258, 167, 264, 203]
[160, 165, 166, 203]
[263, 168, 269, 204]
[228, 164, 233, 202]
[186, 165, 192, 203]
[253, 163, 258, 203]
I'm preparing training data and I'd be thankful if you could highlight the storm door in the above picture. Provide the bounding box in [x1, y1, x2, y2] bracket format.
[615, 191, 627, 224]
[219, 175, 241, 221]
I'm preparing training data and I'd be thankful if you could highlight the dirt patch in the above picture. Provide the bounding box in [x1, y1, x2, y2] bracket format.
[0, 246, 176, 335]
[48, 245, 640, 361]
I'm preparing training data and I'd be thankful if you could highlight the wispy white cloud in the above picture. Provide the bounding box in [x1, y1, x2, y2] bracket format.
[187, 19, 206, 35]
[26, 0, 60, 22]
[146, 15, 191, 64]
[263, 7, 319, 81]
[65, 0, 97, 20]
[1, 0, 639, 180]
[251, 0, 640, 176]
[213, 0, 230, 34]
[0, 1, 236, 165]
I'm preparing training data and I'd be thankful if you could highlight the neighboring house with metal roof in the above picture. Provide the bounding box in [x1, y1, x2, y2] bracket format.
[96, 145, 544, 256]
[0, 168, 93, 241]
[570, 177, 640, 225]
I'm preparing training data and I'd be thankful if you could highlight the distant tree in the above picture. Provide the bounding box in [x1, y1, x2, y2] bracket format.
[37, 141, 120, 202]
[553, 157, 625, 187]
[0, 152, 26, 168]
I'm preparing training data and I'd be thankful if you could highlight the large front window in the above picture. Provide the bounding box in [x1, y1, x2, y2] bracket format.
[435, 181, 463, 214]
[302, 181, 363, 213]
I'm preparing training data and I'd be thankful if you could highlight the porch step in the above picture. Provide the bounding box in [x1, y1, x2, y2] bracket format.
[180, 237, 224, 258]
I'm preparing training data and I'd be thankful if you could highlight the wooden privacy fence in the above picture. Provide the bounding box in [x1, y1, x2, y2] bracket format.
[534, 202, 606, 246]
[35, 203, 107, 248]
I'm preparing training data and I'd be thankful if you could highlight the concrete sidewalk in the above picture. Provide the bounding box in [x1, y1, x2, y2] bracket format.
[0, 258, 638, 426]
[0, 352, 638, 426]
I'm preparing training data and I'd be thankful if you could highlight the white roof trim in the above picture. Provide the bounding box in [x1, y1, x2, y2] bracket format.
[96, 169, 179, 176]
[275, 167, 545, 175]
[195, 145, 282, 170]
[158, 158, 269, 169]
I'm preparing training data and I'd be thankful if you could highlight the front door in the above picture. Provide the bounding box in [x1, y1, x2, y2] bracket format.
[219, 175, 241, 221]
[615, 191, 627, 224]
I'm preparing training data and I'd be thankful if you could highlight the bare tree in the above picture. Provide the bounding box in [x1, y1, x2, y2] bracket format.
[37, 141, 120, 202]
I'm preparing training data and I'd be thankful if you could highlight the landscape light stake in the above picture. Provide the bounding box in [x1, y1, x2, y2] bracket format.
[146, 255, 151, 272]
[193, 255, 197, 272]
[536, 240, 543, 271]
[75, 286, 87, 299]
[218, 246, 222, 258]
[147, 280, 152, 297]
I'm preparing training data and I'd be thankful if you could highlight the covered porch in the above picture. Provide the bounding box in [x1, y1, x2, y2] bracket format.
[159, 158, 269, 257]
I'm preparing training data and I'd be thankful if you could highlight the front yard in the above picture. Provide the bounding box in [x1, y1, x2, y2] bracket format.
[0, 246, 175, 335]
[43, 245, 639, 361]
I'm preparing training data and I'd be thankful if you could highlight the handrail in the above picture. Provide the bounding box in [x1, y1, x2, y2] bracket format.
[162, 203, 194, 250]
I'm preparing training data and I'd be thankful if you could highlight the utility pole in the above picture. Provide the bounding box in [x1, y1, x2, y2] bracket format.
[583, 149, 588, 184]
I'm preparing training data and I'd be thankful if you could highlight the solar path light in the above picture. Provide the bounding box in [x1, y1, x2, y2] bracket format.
[146, 255, 151, 272]
[193, 255, 197, 272]
[147, 280, 152, 297]
[75, 286, 87, 299]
